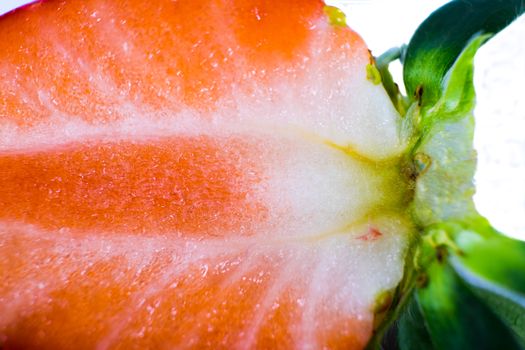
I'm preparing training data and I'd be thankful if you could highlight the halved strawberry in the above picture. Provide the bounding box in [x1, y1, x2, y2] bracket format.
[4, 0, 524, 349]
[0, 0, 411, 349]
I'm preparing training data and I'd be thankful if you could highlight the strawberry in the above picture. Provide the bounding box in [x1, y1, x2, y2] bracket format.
[0, 0, 524, 349]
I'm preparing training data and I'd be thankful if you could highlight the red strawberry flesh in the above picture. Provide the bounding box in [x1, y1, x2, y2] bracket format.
[0, 0, 410, 349]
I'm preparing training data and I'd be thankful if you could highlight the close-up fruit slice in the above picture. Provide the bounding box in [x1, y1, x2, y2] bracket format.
[0, 0, 524, 349]
[0, 1, 411, 348]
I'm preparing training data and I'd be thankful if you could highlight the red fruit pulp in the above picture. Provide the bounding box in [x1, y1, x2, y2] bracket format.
[0, 0, 410, 348]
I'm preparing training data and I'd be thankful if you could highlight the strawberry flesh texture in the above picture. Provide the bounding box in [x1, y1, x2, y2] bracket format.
[0, 0, 409, 349]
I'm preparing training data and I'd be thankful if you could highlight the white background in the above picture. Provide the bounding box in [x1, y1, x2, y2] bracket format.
[2, 0, 524, 240]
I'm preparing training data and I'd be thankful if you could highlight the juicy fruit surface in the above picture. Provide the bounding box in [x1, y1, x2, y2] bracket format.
[0, 0, 408, 348]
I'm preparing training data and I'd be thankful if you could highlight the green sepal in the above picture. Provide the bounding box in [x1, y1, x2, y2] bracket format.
[401, 219, 525, 349]
[416, 261, 523, 350]
[452, 229, 525, 345]
[403, 0, 525, 107]
[388, 220, 525, 350]
[421, 34, 489, 128]
[397, 292, 434, 350]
